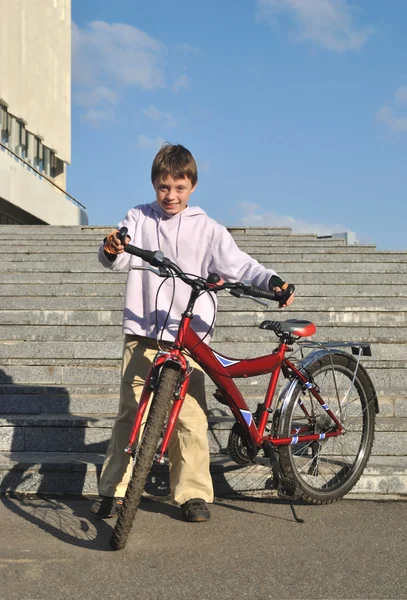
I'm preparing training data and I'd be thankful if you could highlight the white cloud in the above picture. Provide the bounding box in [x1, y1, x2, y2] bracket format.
[172, 74, 191, 92]
[72, 21, 165, 90]
[73, 86, 119, 107]
[376, 105, 407, 134]
[80, 108, 117, 128]
[136, 135, 167, 150]
[143, 105, 177, 127]
[257, 0, 374, 52]
[238, 202, 350, 235]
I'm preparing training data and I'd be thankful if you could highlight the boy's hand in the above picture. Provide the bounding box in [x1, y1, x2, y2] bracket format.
[273, 285, 295, 308]
[104, 229, 130, 255]
[269, 275, 295, 308]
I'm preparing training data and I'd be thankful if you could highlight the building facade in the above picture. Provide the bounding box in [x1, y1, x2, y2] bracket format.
[0, 0, 87, 225]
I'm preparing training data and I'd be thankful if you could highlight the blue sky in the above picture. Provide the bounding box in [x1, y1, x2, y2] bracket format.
[70, 0, 407, 250]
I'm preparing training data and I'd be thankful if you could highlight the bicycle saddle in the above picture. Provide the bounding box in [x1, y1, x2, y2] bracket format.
[259, 319, 316, 337]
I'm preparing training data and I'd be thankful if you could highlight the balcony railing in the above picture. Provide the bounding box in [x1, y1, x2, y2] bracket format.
[0, 140, 86, 210]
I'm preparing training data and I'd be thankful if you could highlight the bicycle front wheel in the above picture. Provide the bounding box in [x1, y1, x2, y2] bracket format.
[278, 352, 376, 504]
[111, 363, 180, 551]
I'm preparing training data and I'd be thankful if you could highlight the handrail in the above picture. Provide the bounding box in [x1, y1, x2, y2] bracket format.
[0, 140, 86, 210]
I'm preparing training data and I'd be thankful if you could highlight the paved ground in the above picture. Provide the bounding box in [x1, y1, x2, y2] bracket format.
[0, 495, 406, 600]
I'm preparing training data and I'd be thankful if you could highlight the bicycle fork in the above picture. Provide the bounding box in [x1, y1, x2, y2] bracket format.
[124, 352, 190, 461]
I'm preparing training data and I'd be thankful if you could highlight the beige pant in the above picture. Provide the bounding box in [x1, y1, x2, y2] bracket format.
[98, 335, 214, 505]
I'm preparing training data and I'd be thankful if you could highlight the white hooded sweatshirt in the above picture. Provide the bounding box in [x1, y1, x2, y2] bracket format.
[98, 201, 279, 343]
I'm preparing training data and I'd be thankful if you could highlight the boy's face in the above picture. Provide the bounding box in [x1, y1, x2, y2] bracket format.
[153, 174, 196, 216]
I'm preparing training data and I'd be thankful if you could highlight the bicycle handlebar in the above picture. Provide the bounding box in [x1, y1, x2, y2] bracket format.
[119, 227, 295, 306]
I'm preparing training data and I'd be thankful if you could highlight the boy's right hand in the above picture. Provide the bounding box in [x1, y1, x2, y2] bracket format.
[103, 229, 130, 255]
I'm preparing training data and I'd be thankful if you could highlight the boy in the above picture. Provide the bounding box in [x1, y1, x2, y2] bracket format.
[92, 143, 294, 522]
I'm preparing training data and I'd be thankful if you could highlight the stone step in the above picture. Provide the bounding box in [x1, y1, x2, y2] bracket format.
[3, 246, 383, 257]
[216, 311, 407, 327]
[4, 254, 407, 266]
[0, 296, 404, 313]
[1, 230, 328, 240]
[1, 414, 406, 455]
[0, 386, 120, 415]
[1, 360, 407, 398]
[2, 354, 406, 371]
[0, 339, 406, 361]
[218, 296, 407, 310]
[0, 349, 405, 386]
[0, 225, 318, 239]
[228, 228, 317, 237]
[2, 282, 407, 297]
[213, 326, 407, 343]
[8, 240, 350, 250]
[5, 231, 343, 241]
[2, 452, 404, 497]
[0, 325, 123, 341]
[0, 377, 405, 411]
[2, 271, 407, 285]
[7, 236, 345, 248]
[232, 237, 346, 244]
[1, 324, 407, 343]
[4, 261, 407, 274]
[1, 308, 407, 328]
[0, 310, 125, 326]
[0, 385, 405, 417]
[209, 417, 407, 457]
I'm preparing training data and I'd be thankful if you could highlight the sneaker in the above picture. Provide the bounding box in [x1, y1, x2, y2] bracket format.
[90, 496, 123, 519]
[180, 498, 210, 522]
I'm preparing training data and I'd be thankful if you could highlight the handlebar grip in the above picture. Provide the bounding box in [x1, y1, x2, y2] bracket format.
[118, 226, 129, 245]
[249, 283, 295, 306]
[124, 244, 157, 264]
[249, 284, 278, 301]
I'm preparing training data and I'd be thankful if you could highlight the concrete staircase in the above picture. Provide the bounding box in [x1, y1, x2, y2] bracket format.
[1, 225, 406, 498]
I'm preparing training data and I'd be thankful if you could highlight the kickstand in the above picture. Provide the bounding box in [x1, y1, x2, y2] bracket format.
[289, 501, 305, 523]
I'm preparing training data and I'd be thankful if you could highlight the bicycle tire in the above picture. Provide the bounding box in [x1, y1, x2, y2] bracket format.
[278, 352, 376, 504]
[110, 363, 180, 551]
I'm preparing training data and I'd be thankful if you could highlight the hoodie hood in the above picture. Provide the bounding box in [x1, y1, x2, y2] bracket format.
[149, 201, 207, 257]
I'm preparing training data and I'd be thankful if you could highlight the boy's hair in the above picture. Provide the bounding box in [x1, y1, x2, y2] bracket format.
[151, 143, 198, 186]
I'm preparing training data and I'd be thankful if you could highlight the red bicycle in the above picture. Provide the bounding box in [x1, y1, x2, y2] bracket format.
[111, 230, 378, 551]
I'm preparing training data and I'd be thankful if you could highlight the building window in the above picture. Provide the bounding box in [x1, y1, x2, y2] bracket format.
[43, 146, 51, 176]
[0, 105, 10, 145]
[34, 137, 44, 172]
[15, 120, 28, 158]
[18, 121, 28, 158]
[50, 152, 64, 180]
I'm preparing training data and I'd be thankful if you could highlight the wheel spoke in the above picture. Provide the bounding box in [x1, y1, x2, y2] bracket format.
[278, 353, 375, 502]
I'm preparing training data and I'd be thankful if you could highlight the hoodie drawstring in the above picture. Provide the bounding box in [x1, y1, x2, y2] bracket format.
[176, 213, 182, 258]
[156, 214, 162, 251]
[156, 210, 183, 258]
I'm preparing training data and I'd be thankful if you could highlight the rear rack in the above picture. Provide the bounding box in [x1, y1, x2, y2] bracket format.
[298, 341, 372, 357]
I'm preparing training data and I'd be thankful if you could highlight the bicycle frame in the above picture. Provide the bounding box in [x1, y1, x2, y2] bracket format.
[124, 289, 345, 463]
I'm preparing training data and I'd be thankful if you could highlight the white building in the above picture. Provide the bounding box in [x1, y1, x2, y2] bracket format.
[0, 0, 87, 225]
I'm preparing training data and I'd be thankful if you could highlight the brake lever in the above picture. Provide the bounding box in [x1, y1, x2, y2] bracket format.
[245, 296, 269, 307]
[130, 266, 170, 277]
[228, 289, 269, 307]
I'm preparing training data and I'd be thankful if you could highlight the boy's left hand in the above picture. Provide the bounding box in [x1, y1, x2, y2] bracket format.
[273, 285, 295, 308]
[269, 275, 295, 308]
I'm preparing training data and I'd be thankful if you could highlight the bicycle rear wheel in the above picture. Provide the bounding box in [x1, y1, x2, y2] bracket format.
[111, 363, 180, 551]
[278, 352, 376, 504]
